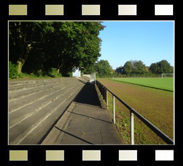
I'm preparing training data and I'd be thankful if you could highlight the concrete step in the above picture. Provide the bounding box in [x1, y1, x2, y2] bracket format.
[9, 83, 84, 144]
[9, 78, 78, 93]
[9, 83, 61, 101]
[9, 78, 61, 86]
[9, 80, 76, 101]
[9, 80, 57, 91]
[9, 81, 78, 112]
[9, 82, 81, 128]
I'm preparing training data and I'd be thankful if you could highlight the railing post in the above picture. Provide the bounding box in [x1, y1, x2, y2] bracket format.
[102, 85, 104, 99]
[113, 95, 115, 124]
[103, 87, 105, 101]
[104, 87, 106, 102]
[130, 111, 134, 145]
[106, 89, 108, 109]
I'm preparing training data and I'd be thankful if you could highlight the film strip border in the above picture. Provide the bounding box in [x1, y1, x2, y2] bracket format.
[8, 149, 175, 161]
[5, 1, 177, 165]
[8, 4, 174, 16]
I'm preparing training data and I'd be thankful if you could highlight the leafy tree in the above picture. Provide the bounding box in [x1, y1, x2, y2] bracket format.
[149, 63, 158, 73]
[9, 22, 105, 76]
[133, 60, 147, 74]
[123, 60, 147, 75]
[158, 60, 172, 73]
[123, 61, 133, 75]
[9, 22, 53, 73]
[94, 60, 113, 77]
[149, 60, 173, 74]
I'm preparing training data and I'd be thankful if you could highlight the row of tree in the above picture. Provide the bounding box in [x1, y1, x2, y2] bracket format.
[122, 60, 173, 75]
[123, 60, 147, 75]
[77, 59, 173, 77]
[149, 60, 173, 74]
[9, 22, 105, 76]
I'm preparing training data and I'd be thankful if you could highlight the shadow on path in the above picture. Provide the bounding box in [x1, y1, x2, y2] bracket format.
[41, 79, 123, 144]
[55, 126, 93, 145]
[74, 82, 101, 107]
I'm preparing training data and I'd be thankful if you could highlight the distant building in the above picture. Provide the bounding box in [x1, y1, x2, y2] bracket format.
[72, 67, 81, 77]
[116, 66, 124, 74]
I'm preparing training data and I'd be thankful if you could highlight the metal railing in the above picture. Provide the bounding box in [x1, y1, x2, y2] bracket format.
[95, 80, 174, 145]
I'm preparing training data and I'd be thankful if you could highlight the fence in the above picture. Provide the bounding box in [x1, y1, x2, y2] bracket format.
[95, 80, 174, 145]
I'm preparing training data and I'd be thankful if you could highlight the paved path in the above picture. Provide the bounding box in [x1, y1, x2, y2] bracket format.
[9, 77, 84, 145]
[42, 81, 123, 145]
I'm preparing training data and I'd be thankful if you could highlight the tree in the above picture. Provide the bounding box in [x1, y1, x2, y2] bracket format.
[149, 60, 173, 74]
[94, 60, 113, 77]
[133, 60, 147, 74]
[123, 60, 147, 75]
[149, 63, 158, 73]
[123, 61, 133, 75]
[9, 22, 105, 76]
[158, 60, 172, 73]
[9, 22, 53, 73]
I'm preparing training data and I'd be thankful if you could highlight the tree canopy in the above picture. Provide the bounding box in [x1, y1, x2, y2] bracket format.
[9, 22, 105, 76]
[149, 60, 173, 74]
[94, 60, 114, 77]
[123, 60, 147, 75]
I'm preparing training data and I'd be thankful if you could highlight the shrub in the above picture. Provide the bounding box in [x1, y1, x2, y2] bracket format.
[9, 61, 18, 79]
[17, 73, 24, 78]
[48, 68, 62, 77]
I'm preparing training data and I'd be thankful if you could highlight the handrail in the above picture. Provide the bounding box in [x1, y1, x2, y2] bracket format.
[95, 80, 174, 145]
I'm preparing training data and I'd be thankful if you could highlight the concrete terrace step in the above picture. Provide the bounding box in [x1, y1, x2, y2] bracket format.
[9, 77, 84, 145]
[9, 78, 61, 86]
[9, 82, 81, 128]
[9, 80, 79, 111]
[9, 83, 62, 101]
[9, 78, 78, 93]
[10, 84, 84, 144]
[9, 80, 77, 100]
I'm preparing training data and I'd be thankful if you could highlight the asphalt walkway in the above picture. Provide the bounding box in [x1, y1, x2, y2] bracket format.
[42, 80, 123, 145]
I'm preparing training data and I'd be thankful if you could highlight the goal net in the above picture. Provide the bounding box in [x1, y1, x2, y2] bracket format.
[161, 73, 174, 78]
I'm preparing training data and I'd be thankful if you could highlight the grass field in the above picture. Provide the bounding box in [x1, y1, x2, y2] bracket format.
[98, 78, 174, 145]
[111, 78, 173, 91]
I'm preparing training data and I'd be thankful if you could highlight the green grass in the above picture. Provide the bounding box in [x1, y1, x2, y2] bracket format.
[111, 78, 173, 91]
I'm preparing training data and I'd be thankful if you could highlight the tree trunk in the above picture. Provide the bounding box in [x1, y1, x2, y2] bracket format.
[57, 68, 60, 74]
[17, 44, 31, 74]
[17, 60, 23, 74]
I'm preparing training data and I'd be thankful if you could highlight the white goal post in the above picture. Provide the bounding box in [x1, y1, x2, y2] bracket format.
[161, 73, 173, 78]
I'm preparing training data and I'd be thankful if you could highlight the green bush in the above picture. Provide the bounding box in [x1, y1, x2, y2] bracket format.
[48, 68, 62, 77]
[9, 61, 18, 79]
[48, 68, 57, 77]
[17, 73, 25, 78]
[67, 72, 72, 77]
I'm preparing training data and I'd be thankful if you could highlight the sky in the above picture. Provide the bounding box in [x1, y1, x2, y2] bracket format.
[98, 21, 174, 69]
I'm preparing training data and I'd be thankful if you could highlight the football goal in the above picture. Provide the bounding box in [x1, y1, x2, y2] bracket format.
[161, 73, 174, 78]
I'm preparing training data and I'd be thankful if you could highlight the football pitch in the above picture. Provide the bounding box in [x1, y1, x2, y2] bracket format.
[111, 77, 173, 91]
